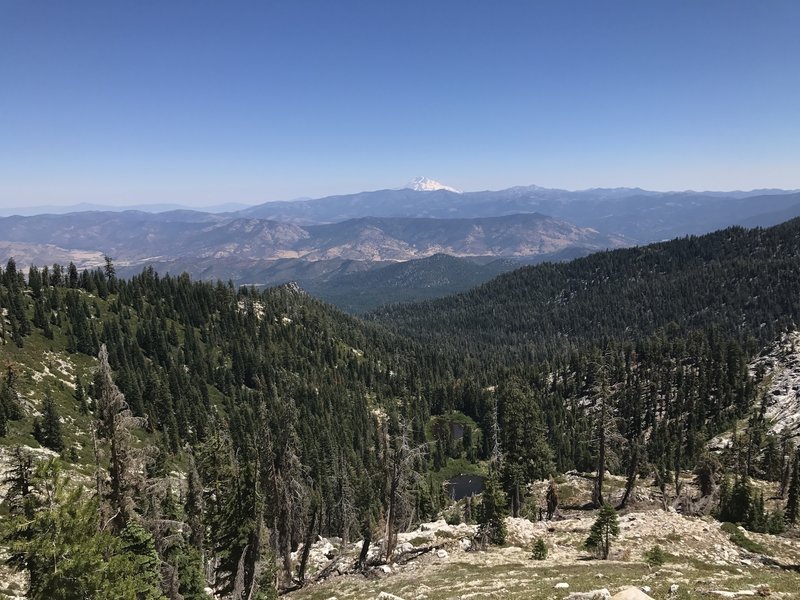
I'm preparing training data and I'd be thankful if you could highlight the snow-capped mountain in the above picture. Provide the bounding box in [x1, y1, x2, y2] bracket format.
[405, 176, 462, 193]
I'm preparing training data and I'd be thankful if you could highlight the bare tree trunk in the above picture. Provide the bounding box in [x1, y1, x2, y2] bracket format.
[91, 423, 104, 519]
[618, 439, 639, 510]
[592, 401, 606, 508]
[384, 471, 398, 562]
[655, 467, 668, 511]
[357, 529, 371, 571]
[233, 543, 250, 600]
[297, 506, 317, 586]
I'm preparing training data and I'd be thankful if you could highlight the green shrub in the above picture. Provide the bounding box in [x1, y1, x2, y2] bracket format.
[768, 510, 785, 535]
[445, 505, 462, 526]
[720, 522, 767, 554]
[531, 537, 548, 560]
[644, 544, 666, 567]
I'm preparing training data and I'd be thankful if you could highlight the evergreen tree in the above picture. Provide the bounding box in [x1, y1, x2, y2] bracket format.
[694, 452, 721, 497]
[585, 503, 620, 559]
[1, 446, 35, 518]
[0, 365, 23, 423]
[545, 479, 559, 520]
[531, 537, 547, 560]
[74, 376, 88, 415]
[476, 471, 507, 547]
[33, 393, 64, 452]
[2, 460, 165, 600]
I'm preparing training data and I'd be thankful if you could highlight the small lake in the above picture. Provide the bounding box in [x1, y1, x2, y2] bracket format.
[444, 474, 486, 500]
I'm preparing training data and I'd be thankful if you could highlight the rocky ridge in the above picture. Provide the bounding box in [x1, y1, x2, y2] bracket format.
[287, 474, 800, 600]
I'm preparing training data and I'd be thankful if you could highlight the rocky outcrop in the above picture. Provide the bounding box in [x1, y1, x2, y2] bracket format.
[752, 330, 800, 437]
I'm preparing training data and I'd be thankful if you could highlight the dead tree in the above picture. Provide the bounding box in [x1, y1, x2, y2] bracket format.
[94, 344, 148, 531]
[381, 418, 426, 563]
[591, 371, 623, 508]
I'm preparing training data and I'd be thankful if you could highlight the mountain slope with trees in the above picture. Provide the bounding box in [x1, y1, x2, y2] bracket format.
[2, 219, 800, 598]
[372, 219, 800, 363]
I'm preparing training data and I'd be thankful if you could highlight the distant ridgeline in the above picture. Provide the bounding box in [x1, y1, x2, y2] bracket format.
[0, 219, 799, 596]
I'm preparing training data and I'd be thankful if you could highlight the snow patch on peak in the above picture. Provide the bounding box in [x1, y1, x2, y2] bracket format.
[405, 177, 461, 193]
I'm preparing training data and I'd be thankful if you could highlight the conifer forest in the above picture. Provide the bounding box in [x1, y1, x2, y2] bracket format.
[2, 220, 800, 598]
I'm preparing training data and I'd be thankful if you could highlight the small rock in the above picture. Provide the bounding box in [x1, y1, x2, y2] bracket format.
[669, 584, 679, 595]
[755, 584, 771, 597]
[611, 589, 654, 600]
[436, 549, 448, 559]
[377, 565, 392, 574]
[555, 582, 570, 589]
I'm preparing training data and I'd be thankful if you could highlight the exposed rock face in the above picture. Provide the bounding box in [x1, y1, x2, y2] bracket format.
[752, 330, 800, 437]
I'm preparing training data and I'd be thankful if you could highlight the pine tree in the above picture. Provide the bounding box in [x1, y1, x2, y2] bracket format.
[747, 491, 767, 533]
[694, 452, 721, 497]
[476, 471, 507, 547]
[34, 393, 64, 452]
[75, 376, 88, 415]
[2, 459, 165, 600]
[2, 446, 35, 518]
[585, 503, 620, 559]
[0, 365, 23, 422]
[531, 537, 548, 560]
[722, 476, 752, 524]
[545, 479, 559, 520]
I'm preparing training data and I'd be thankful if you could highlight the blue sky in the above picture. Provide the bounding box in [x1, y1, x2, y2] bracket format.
[1, 0, 799, 207]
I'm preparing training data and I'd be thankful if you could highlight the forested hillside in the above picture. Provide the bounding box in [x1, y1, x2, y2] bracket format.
[0, 261, 460, 598]
[372, 219, 800, 363]
[2, 219, 800, 599]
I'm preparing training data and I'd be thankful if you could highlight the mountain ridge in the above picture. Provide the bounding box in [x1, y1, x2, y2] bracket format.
[0, 212, 619, 265]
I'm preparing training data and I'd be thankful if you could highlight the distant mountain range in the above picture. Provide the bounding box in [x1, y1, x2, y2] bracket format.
[0, 201, 251, 217]
[2, 180, 800, 311]
[233, 184, 800, 241]
[0, 211, 617, 264]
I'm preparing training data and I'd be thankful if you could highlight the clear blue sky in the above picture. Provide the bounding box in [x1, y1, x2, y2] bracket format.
[1, 0, 799, 207]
